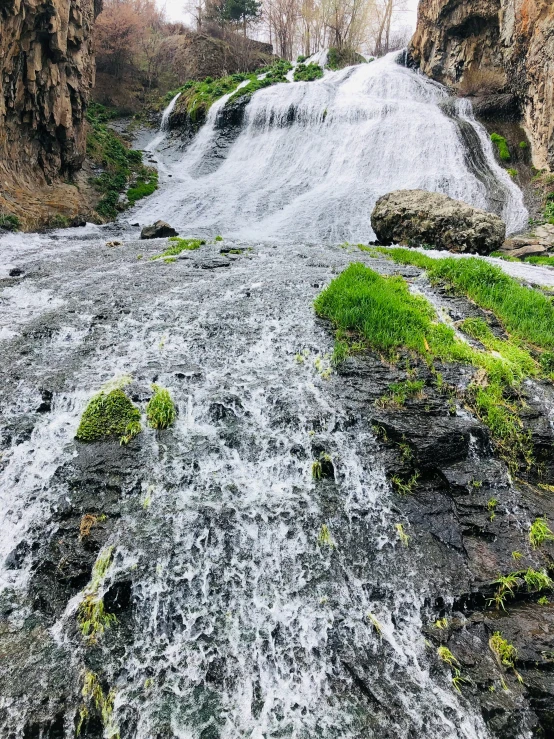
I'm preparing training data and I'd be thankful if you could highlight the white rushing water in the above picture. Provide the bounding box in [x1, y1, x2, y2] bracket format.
[0, 52, 544, 739]
[134, 52, 527, 243]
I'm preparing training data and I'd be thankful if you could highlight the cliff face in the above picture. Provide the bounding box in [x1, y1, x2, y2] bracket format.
[410, 0, 554, 170]
[0, 0, 101, 226]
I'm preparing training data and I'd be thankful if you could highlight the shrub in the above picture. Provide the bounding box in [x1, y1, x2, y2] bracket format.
[76, 389, 142, 444]
[293, 63, 324, 82]
[491, 133, 511, 161]
[0, 213, 21, 231]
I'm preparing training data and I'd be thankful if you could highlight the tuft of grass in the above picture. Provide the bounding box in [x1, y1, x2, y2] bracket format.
[293, 63, 324, 82]
[376, 379, 425, 409]
[491, 133, 511, 161]
[489, 572, 520, 610]
[523, 567, 553, 592]
[76, 389, 142, 445]
[214, 235, 223, 242]
[146, 385, 176, 430]
[317, 523, 335, 548]
[79, 671, 119, 737]
[489, 632, 517, 668]
[150, 237, 205, 261]
[529, 517, 554, 549]
[367, 612, 382, 636]
[506, 168, 518, 178]
[0, 213, 21, 231]
[391, 471, 420, 496]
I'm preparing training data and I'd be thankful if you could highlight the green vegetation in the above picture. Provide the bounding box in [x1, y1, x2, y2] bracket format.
[491, 132, 511, 161]
[146, 385, 176, 429]
[523, 255, 554, 266]
[0, 213, 20, 231]
[86, 103, 157, 220]
[529, 516, 554, 549]
[490, 632, 517, 669]
[519, 141, 528, 149]
[489, 567, 553, 610]
[215, 235, 223, 241]
[227, 60, 293, 106]
[376, 379, 425, 409]
[390, 471, 420, 496]
[395, 522, 409, 546]
[293, 63, 324, 82]
[487, 497, 498, 521]
[150, 236, 205, 261]
[507, 168, 518, 178]
[326, 47, 367, 71]
[76, 388, 142, 444]
[523, 567, 553, 591]
[317, 523, 335, 547]
[297, 54, 307, 63]
[77, 546, 117, 643]
[78, 671, 119, 738]
[367, 612, 383, 636]
[437, 646, 469, 692]
[314, 258, 554, 470]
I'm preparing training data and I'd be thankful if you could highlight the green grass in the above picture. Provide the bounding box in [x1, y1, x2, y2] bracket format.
[381, 248, 554, 351]
[489, 632, 517, 668]
[146, 385, 176, 429]
[523, 255, 554, 266]
[0, 213, 21, 231]
[529, 517, 554, 549]
[293, 63, 323, 82]
[76, 388, 142, 444]
[507, 168, 518, 178]
[376, 379, 425, 408]
[314, 262, 545, 469]
[86, 103, 157, 220]
[150, 236, 205, 261]
[491, 133, 511, 161]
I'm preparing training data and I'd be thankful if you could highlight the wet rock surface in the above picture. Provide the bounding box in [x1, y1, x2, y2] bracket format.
[1, 230, 553, 738]
[371, 189, 506, 254]
[140, 220, 178, 239]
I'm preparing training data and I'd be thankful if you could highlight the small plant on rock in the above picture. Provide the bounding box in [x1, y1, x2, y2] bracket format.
[391, 471, 419, 496]
[76, 388, 142, 445]
[490, 631, 517, 669]
[146, 385, 176, 430]
[529, 517, 554, 549]
[317, 523, 335, 548]
[395, 523, 409, 547]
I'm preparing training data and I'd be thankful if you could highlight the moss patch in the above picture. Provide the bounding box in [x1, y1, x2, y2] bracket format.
[326, 47, 368, 71]
[76, 388, 142, 444]
[491, 133, 511, 161]
[150, 236, 205, 261]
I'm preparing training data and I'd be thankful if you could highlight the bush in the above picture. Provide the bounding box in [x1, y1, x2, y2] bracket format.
[491, 133, 511, 161]
[326, 47, 366, 71]
[293, 63, 324, 82]
[0, 213, 21, 231]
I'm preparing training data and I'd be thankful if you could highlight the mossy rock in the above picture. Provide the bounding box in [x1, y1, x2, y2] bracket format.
[76, 389, 141, 443]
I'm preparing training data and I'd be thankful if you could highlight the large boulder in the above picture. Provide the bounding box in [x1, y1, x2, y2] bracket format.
[371, 190, 506, 254]
[140, 221, 178, 239]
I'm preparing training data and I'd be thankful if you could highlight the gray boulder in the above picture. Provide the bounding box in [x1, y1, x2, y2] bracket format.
[371, 190, 506, 255]
[140, 220, 178, 239]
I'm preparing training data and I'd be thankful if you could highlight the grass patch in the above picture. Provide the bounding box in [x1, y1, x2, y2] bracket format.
[314, 262, 547, 470]
[86, 103, 157, 220]
[150, 236, 205, 261]
[376, 379, 425, 409]
[78, 671, 118, 738]
[523, 255, 554, 266]
[146, 385, 176, 429]
[489, 632, 517, 669]
[0, 213, 21, 231]
[529, 516, 554, 549]
[77, 546, 117, 644]
[293, 63, 324, 82]
[491, 133, 511, 161]
[76, 388, 142, 444]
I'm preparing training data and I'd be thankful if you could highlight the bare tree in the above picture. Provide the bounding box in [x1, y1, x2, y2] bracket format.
[370, 0, 407, 56]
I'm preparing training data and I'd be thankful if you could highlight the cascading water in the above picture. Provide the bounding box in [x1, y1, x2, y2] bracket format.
[0, 53, 545, 739]
[134, 52, 527, 242]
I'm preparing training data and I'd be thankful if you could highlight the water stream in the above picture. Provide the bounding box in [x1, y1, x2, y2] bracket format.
[0, 52, 547, 739]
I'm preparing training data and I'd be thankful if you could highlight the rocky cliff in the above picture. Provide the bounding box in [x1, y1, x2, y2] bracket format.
[410, 0, 554, 171]
[0, 0, 101, 227]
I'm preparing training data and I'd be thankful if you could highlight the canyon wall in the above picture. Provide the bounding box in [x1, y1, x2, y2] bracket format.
[410, 0, 554, 171]
[0, 0, 101, 226]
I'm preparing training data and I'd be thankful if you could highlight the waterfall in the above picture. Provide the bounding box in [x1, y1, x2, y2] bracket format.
[134, 52, 527, 242]
[161, 92, 182, 131]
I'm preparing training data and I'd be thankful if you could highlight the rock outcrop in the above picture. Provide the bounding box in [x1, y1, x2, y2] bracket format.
[371, 189, 506, 253]
[0, 0, 101, 227]
[410, 0, 554, 171]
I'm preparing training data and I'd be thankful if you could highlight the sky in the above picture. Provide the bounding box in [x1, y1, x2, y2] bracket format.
[160, 0, 420, 34]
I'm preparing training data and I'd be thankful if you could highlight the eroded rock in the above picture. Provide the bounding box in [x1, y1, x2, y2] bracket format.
[140, 221, 178, 239]
[371, 189, 506, 254]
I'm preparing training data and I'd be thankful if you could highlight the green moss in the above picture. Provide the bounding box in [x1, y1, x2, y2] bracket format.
[326, 47, 367, 71]
[146, 385, 176, 429]
[297, 54, 307, 63]
[214, 235, 223, 241]
[507, 168, 518, 178]
[519, 141, 528, 149]
[523, 255, 554, 266]
[77, 546, 117, 643]
[76, 389, 142, 444]
[293, 63, 324, 82]
[150, 236, 205, 261]
[491, 133, 511, 161]
[0, 213, 21, 231]
[80, 671, 119, 738]
[226, 60, 292, 106]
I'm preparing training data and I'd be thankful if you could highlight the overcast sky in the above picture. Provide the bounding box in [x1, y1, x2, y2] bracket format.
[159, 0, 420, 33]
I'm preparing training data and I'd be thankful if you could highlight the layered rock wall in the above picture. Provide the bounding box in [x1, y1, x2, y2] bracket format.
[410, 0, 554, 170]
[0, 0, 101, 225]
